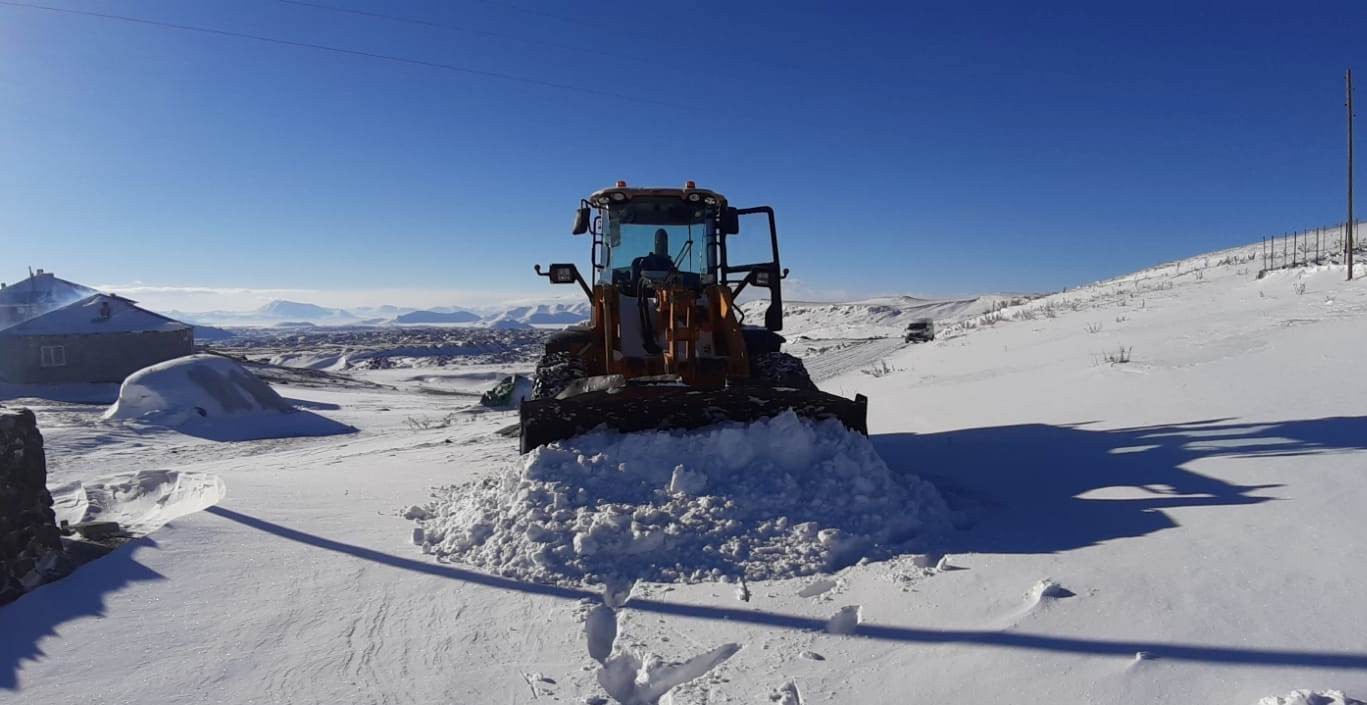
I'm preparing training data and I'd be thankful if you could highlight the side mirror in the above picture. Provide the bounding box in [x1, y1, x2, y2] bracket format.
[721, 207, 740, 235]
[535, 263, 592, 299]
[546, 264, 577, 284]
[572, 206, 590, 235]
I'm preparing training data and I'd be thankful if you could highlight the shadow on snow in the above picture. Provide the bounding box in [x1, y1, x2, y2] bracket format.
[198, 410, 1367, 674]
[874, 415, 1367, 554]
[0, 538, 165, 690]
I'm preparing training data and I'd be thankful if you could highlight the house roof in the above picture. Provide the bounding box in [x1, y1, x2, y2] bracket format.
[0, 271, 97, 307]
[0, 294, 191, 336]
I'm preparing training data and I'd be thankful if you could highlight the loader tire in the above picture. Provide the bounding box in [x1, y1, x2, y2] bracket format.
[531, 351, 586, 400]
[750, 352, 818, 392]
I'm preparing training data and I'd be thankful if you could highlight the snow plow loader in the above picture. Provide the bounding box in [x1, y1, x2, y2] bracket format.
[520, 181, 868, 452]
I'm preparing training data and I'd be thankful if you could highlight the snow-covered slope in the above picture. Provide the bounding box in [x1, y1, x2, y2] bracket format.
[7, 236, 1367, 704]
[743, 294, 1030, 340]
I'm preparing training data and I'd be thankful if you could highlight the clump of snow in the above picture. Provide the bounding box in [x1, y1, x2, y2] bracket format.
[414, 411, 950, 584]
[1257, 691, 1363, 705]
[103, 354, 354, 440]
[597, 643, 740, 705]
[479, 374, 532, 408]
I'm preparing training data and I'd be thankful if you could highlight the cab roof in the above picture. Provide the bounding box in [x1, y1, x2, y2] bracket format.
[588, 183, 728, 208]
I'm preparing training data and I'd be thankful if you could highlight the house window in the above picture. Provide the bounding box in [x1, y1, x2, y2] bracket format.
[40, 345, 67, 368]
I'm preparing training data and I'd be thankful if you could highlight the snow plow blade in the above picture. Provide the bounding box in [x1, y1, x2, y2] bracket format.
[518, 385, 868, 453]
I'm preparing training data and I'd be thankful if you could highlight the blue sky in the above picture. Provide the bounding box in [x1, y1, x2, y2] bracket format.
[0, 0, 1362, 311]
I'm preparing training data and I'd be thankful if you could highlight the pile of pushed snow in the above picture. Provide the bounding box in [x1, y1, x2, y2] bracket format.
[413, 412, 951, 585]
[104, 354, 354, 440]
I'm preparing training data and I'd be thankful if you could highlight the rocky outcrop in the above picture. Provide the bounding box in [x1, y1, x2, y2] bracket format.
[0, 407, 69, 605]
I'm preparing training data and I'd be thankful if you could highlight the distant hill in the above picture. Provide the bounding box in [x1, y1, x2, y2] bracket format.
[393, 309, 482, 324]
[192, 324, 238, 342]
[258, 300, 356, 321]
[481, 302, 591, 327]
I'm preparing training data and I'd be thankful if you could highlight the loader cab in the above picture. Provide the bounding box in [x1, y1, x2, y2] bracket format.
[597, 196, 714, 295]
[571, 182, 788, 331]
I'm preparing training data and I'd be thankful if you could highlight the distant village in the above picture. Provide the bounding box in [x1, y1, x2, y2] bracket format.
[0, 269, 195, 385]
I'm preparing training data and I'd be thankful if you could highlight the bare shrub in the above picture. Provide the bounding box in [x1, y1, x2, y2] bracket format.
[861, 360, 898, 378]
[1084, 322, 1103, 334]
[405, 413, 463, 430]
[1294, 282, 1307, 295]
[1092, 346, 1134, 365]
[1100, 346, 1133, 364]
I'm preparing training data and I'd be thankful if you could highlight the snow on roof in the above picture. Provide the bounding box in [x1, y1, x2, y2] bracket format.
[0, 294, 190, 336]
[0, 271, 97, 306]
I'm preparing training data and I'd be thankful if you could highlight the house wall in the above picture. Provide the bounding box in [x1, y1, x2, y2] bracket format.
[0, 329, 193, 384]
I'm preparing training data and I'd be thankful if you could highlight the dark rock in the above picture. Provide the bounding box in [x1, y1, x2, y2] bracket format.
[0, 407, 69, 606]
[72, 521, 128, 541]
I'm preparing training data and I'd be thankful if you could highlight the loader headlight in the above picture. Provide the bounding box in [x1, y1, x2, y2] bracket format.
[687, 192, 701, 202]
[611, 192, 626, 202]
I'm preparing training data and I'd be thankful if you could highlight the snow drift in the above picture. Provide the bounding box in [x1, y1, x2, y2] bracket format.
[49, 470, 226, 535]
[104, 354, 355, 440]
[414, 412, 950, 584]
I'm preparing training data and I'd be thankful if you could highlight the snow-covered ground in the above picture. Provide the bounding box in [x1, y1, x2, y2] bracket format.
[745, 294, 1032, 381]
[4, 240, 1367, 704]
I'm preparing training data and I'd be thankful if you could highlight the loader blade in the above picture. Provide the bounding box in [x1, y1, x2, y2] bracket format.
[518, 384, 868, 453]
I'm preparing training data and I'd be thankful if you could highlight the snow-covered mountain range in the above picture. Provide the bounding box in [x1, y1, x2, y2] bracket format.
[171, 294, 1039, 335]
[169, 299, 593, 329]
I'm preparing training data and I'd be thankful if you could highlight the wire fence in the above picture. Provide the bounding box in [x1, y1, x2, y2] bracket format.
[1259, 219, 1363, 274]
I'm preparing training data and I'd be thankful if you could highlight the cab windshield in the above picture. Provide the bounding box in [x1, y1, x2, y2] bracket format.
[601, 198, 714, 282]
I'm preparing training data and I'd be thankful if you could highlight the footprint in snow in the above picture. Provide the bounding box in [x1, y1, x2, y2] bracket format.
[585, 604, 618, 664]
[797, 578, 838, 598]
[825, 605, 862, 635]
[770, 681, 803, 705]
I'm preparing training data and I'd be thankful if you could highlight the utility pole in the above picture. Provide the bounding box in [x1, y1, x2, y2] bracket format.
[1348, 68, 1356, 280]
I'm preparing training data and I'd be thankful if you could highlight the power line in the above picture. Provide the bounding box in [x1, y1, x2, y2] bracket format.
[461, 0, 599, 30]
[0, 0, 699, 112]
[272, 0, 685, 71]
[459, 0, 805, 73]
